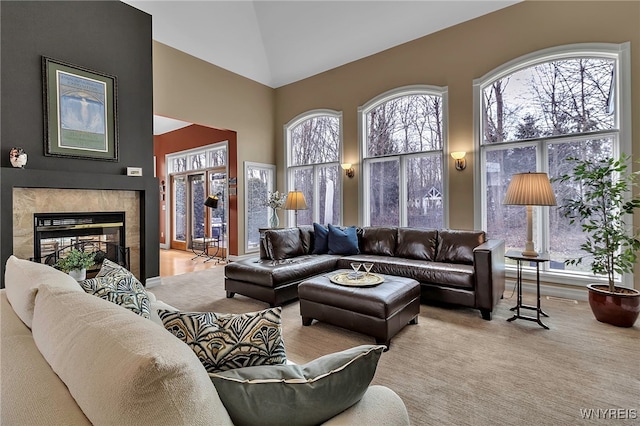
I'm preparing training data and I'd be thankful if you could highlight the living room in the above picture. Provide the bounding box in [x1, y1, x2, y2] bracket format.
[1, 1, 638, 425]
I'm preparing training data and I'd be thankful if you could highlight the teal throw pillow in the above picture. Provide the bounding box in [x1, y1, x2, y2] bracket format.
[312, 222, 329, 254]
[327, 223, 359, 255]
[209, 345, 385, 426]
[158, 307, 287, 373]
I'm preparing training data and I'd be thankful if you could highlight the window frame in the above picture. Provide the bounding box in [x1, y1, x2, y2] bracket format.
[473, 42, 632, 288]
[284, 109, 343, 226]
[243, 161, 276, 253]
[358, 84, 449, 228]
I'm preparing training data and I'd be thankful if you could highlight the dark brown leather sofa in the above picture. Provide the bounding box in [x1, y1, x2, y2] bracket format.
[224, 226, 505, 319]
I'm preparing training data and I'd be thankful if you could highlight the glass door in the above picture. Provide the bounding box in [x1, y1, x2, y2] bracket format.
[171, 175, 187, 250]
[170, 173, 206, 251]
[207, 170, 227, 261]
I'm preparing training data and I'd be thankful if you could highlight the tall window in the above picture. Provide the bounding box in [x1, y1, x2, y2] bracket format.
[285, 110, 342, 226]
[360, 85, 447, 228]
[476, 43, 631, 285]
[244, 162, 275, 252]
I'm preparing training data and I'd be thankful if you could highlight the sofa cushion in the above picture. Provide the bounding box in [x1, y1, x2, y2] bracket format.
[79, 275, 150, 319]
[436, 229, 486, 265]
[312, 222, 329, 254]
[327, 224, 359, 255]
[158, 307, 287, 373]
[360, 227, 397, 256]
[224, 255, 339, 288]
[396, 228, 438, 261]
[299, 225, 315, 254]
[265, 228, 306, 260]
[32, 284, 232, 425]
[336, 255, 475, 290]
[4, 255, 82, 329]
[209, 345, 384, 426]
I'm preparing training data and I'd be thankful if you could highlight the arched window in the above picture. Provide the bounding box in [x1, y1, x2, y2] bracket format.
[285, 110, 342, 226]
[475, 42, 631, 286]
[359, 85, 447, 228]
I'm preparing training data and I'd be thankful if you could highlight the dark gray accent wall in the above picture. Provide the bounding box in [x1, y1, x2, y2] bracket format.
[0, 0, 159, 286]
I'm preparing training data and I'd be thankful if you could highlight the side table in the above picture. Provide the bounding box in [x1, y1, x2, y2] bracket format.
[505, 250, 550, 329]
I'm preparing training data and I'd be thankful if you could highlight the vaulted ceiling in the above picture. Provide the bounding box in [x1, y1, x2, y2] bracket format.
[123, 0, 521, 89]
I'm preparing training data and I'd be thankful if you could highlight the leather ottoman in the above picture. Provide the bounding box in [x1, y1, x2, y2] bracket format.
[298, 270, 420, 350]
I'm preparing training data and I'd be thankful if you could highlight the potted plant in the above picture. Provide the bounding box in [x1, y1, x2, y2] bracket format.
[556, 154, 640, 327]
[56, 249, 96, 281]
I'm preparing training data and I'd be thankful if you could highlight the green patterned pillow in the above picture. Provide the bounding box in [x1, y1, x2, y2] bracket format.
[158, 307, 287, 373]
[80, 271, 150, 319]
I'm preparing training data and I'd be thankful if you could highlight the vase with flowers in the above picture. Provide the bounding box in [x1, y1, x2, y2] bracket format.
[264, 190, 286, 228]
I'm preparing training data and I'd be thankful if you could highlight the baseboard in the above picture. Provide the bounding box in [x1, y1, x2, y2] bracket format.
[145, 276, 162, 288]
[507, 279, 588, 302]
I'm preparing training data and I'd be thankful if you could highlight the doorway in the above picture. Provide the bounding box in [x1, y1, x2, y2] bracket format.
[170, 168, 227, 259]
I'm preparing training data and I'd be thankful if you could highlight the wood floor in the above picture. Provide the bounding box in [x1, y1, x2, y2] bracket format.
[159, 248, 224, 277]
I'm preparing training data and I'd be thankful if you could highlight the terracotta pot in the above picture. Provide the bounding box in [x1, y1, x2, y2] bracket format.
[587, 284, 640, 327]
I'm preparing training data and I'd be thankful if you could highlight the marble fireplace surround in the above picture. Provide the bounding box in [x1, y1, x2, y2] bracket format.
[13, 188, 141, 278]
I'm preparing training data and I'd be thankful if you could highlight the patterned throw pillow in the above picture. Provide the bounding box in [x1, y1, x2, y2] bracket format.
[158, 307, 287, 373]
[96, 258, 132, 278]
[79, 260, 150, 319]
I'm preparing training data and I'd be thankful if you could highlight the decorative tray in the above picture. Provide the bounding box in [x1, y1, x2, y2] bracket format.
[329, 272, 384, 287]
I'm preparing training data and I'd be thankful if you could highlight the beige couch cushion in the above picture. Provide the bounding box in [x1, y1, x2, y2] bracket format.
[1, 291, 91, 425]
[4, 255, 82, 328]
[31, 284, 233, 426]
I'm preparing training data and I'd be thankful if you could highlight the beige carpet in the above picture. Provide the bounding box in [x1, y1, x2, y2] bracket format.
[152, 268, 639, 426]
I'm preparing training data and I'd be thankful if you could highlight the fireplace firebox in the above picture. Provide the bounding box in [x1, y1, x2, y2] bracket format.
[33, 212, 129, 271]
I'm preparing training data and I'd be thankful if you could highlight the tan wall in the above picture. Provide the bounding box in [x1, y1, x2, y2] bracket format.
[274, 1, 640, 289]
[153, 42, 276, 255]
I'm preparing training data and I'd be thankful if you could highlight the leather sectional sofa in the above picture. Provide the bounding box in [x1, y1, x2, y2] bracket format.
[225, 226, 505, 320]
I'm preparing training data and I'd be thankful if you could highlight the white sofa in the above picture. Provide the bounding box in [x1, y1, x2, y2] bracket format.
[1, 256, 410, 425]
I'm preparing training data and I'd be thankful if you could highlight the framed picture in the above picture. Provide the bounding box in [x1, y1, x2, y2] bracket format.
[42, 56, 118, 161]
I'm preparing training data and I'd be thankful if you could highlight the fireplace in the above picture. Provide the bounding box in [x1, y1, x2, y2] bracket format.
[33, 212, 128, 270]
[12, 187, 141, 279]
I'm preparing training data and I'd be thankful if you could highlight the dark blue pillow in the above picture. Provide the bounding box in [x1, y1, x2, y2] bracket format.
[312, 223, 329, 254]
[327, 224, 360, 255]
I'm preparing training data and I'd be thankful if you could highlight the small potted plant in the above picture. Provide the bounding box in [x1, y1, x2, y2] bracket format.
[556, 154, 640, 327]
[56, 249, 96, 281]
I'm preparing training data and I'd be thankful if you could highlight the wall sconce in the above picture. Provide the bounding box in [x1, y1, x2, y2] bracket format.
[451, 152, 466, 171]
[341, 163, 355, 178]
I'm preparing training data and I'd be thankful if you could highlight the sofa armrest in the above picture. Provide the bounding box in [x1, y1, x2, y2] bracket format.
[473, 239, 505, 315]
[321, 385, 410, 425]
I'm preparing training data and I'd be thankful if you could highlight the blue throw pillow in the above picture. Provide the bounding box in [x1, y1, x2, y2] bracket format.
[312, 223, 329, 254]
[327, 224, 360, 255]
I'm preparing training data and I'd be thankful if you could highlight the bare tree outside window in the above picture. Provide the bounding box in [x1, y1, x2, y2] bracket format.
[364, 91, 444, 228]
[480, 54, 618, 274]
[287, 113, 341, 226]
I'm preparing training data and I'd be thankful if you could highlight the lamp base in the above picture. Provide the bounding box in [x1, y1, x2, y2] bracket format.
[521, 240, 538, 257]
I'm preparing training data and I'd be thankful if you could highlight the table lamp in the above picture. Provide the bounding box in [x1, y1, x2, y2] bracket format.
[503, 172, 556, 257]
[284, 190, 307, 227]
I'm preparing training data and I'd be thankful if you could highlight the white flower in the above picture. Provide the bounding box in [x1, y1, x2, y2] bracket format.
[264, 191, 286, 210]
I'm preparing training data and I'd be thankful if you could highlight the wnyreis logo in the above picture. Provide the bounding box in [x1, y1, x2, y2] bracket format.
[580, 408, 637, 420]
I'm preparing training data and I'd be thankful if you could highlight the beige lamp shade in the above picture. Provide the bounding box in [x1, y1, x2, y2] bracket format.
[503, 172, 556, 257]
[503, 172, 557, 206]
[284, 191, 308, 210]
